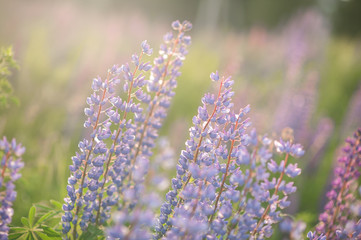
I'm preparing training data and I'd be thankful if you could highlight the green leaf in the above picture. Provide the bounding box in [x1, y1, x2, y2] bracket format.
[35, 211, 60, 226]
[38, 231, 62, 240]
[40, 226, 61, 237]
[18, 233, 28, 240]
[50, 200, 63, 210]
[25, 233, 34, 240]
[35, 232, 53, 240]
[10, 227, 28, 232]
[34, 204, 53, 212]
[31, 232, 39, 240]
[8, 233, 26, 240]
[21, 217, 30, 228]
[28, 206, 36, 228]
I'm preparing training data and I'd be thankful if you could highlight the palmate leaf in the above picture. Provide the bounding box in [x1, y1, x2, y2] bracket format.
[34, 201, 63, 231]
[11, 204, 62, 240]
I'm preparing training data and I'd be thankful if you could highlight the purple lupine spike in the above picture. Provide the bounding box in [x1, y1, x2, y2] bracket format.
[63, 65, 124, 238]
[85, 20, 192, 239]
[157, 71, 253, 239]
[0, 137, 25, 240]
[314, 128, 361, 239]
[128, 18, 192, 172]
[217, 128, 304, 240]
[93, 39, 155, 226]
[102, 20, 193, 236]
[249, 137, 303, 238]
[156, 74, 230, 238]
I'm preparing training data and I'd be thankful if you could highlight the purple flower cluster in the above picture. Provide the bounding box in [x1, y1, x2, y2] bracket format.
[279, 218, 306, 240]
[107, 192, 161, 240]
[154, 71, 304, 239]
[62, 20, 192, 239]
[0, 137, 25, 240]
[309, 128, 361, 239]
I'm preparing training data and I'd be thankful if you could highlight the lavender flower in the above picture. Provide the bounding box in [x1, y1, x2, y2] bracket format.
[313, 128, 361, 239]
[0, 137, 25, 240]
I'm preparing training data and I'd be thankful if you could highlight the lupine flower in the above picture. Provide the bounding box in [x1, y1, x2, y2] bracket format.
[312, 128, 361, 239]
[105, 20, 192, 240]
[62, 65, 123, 238]
[91, 39, 154, 227]
[222, 129, 303, 240]
[156, 72, 245, 239]
[63, 43, 154, 236]
[63, 20, 192, 239]
[154, 68, 304, 240]
[0, 137, 25, 240]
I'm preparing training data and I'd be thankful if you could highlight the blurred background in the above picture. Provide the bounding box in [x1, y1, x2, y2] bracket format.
[0, 0, 361, 237]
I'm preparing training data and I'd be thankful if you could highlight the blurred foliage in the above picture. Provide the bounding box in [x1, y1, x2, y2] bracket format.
[0, 46, 19, 110]
[2, 26, 83, 225]
[317, 39, 361, 125]
[87, 0, 361, 37]
[296, 39, 361, 229]
[163, 41, 219, 133]
[333, 0, 361, 36]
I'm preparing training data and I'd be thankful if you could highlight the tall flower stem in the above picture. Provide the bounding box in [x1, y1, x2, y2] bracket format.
[180, 179, 206, 240]
[209, 111, 242, 224]
[95, 53, 144, 225]
[175, 78, 224, 208]
[72, 72, 110, 239]
[1, 151, 11, 179]
[325, 138, 360, 238]
[128, 30, 182, 181]
[225, 144, 259, 238]
[252, 153, 290, 236]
